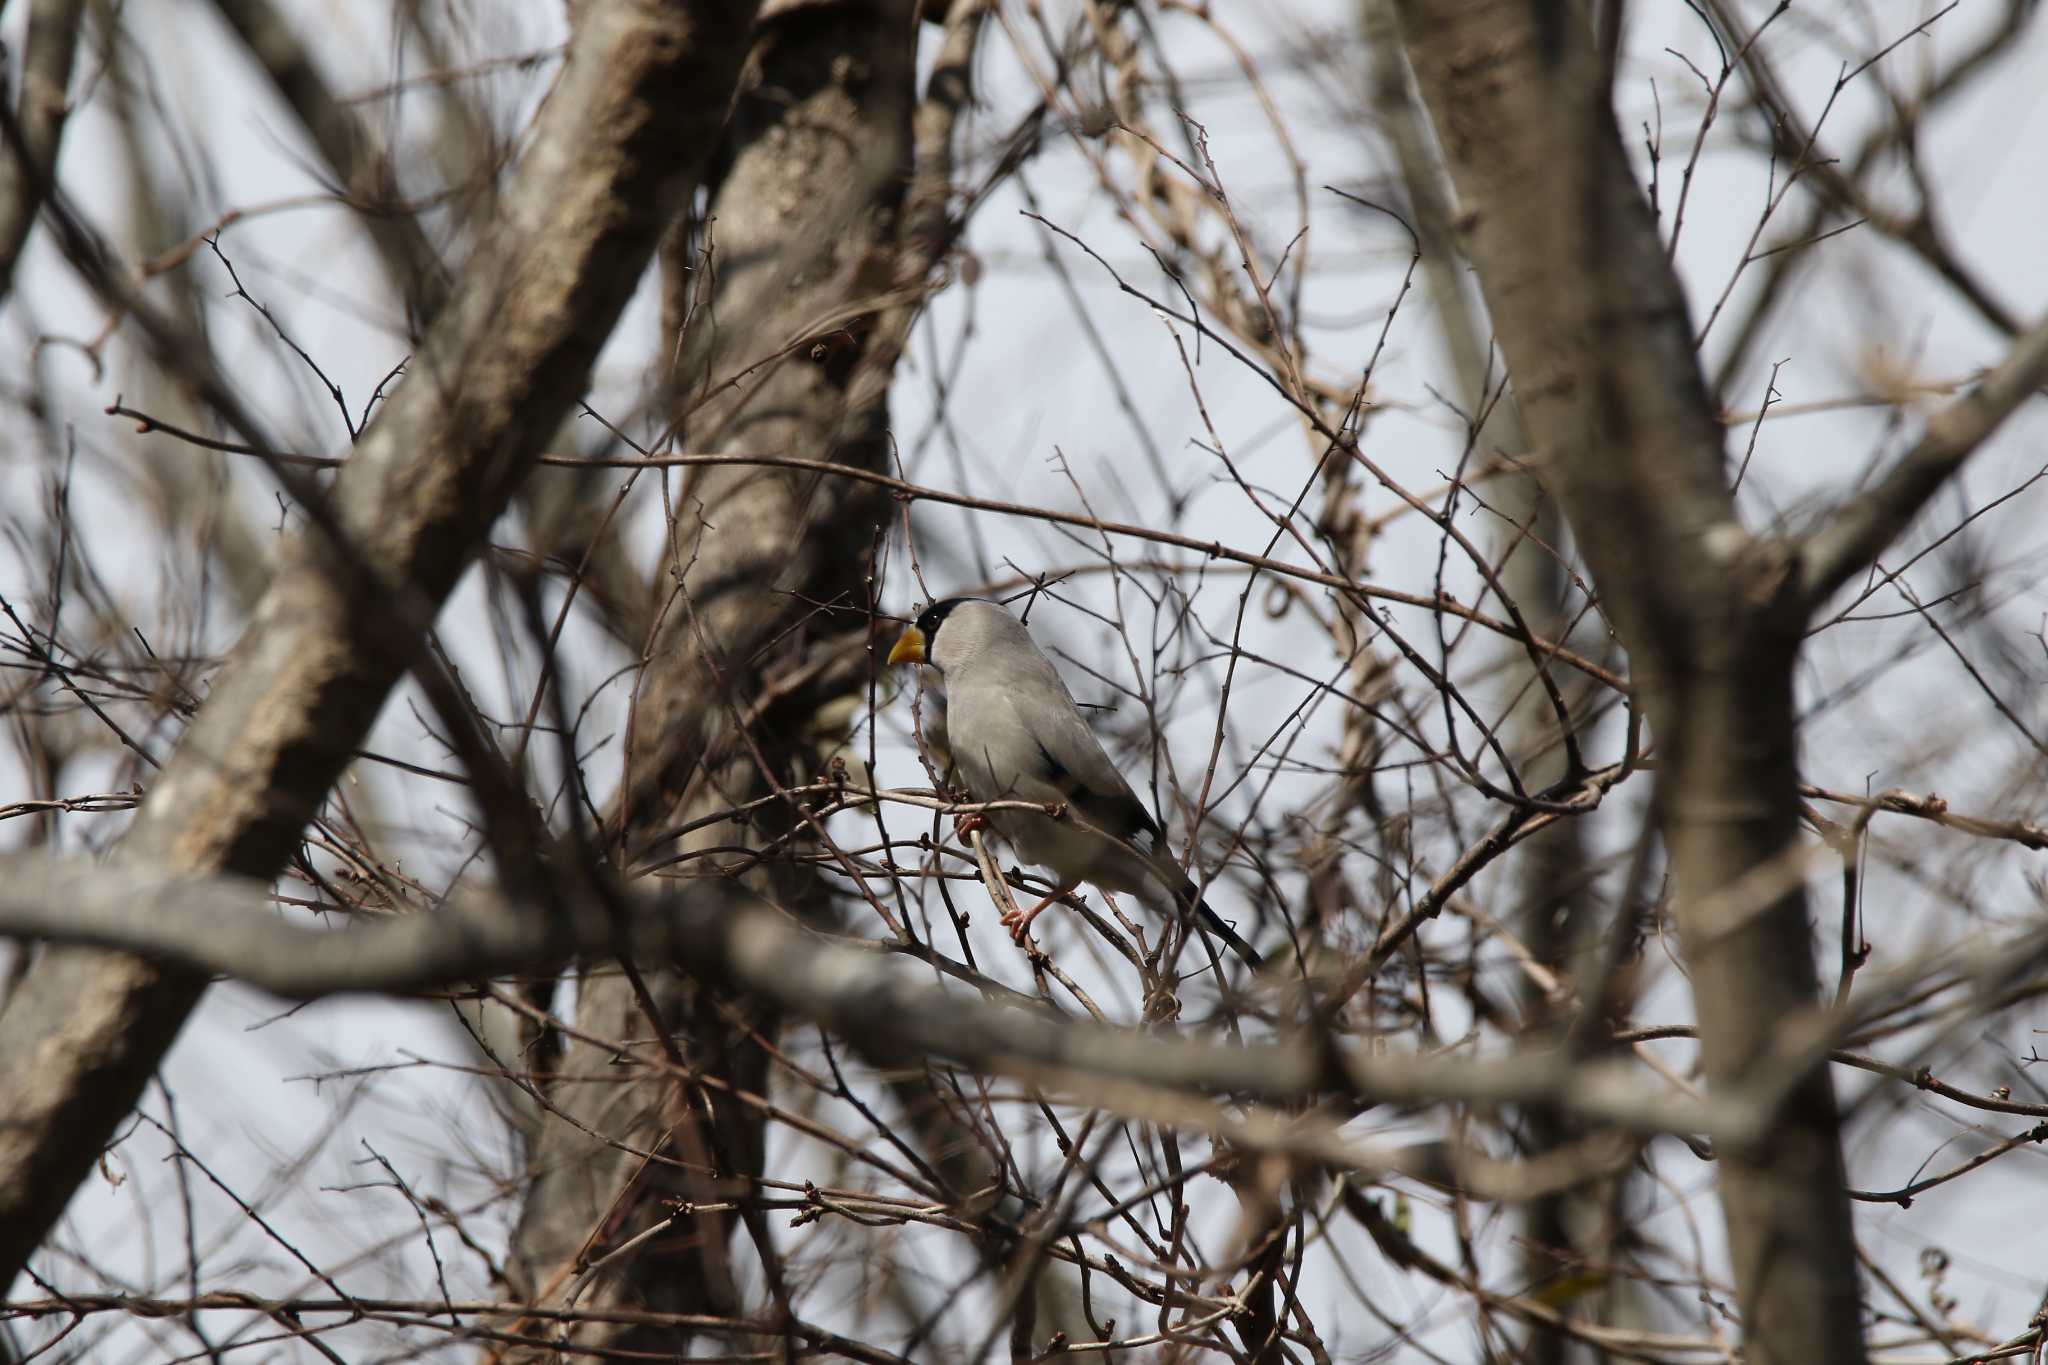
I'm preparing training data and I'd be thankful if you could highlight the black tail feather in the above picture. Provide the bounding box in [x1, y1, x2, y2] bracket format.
[1183, 885, 1263, 968]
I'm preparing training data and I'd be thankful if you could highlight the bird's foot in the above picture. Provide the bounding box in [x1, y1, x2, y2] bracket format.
[998, 898, 1049, 945]
[953, 810, 989, 839]
[999, 885, 1077, 946]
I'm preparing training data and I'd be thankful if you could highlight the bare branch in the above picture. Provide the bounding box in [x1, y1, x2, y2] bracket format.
[0, 851, 1742, 1147]
[0, 0, 87, 299]
[1391, 1, 1865, 1358]
[4, 3, 2044, 1356]
[1800, 312, 2048, 606]
[211, 0, 451, 328]
[106, 419, 1632, 695]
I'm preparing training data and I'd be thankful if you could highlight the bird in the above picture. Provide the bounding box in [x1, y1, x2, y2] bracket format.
[887, 597, 1262, 967]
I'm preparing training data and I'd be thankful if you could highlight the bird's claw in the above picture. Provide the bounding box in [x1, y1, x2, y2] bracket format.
[953, 810, 989, 838]
[1001, 887, 1075, 947]
[998, 903, 1042, 945]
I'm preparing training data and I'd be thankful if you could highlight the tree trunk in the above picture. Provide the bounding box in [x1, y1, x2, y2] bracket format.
[1389, 3, 1865, 1360]
[505, 2, 924, 1354]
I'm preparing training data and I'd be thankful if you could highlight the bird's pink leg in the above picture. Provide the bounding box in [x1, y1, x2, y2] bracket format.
[1000, 880, 1080, 944]
[953, 810, 988, 838]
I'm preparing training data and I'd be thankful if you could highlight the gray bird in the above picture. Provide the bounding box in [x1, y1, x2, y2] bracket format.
[887, 597, 1262, 967]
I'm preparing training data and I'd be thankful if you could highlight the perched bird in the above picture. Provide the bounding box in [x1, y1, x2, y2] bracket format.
[887, 597, 1262, 967]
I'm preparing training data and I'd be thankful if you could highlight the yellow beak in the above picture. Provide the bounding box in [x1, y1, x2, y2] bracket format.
[887, 625, 927, 666]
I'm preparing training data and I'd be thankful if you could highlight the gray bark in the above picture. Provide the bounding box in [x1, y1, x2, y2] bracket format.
[1389, 2, 1863, 1360]
[0, 848, 1738, 1146]
[505, 3, 930, 1354]
[0, 0, 761, 1286]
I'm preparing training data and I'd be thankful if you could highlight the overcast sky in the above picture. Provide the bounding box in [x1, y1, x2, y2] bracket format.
[4, 1, 2046, 1358]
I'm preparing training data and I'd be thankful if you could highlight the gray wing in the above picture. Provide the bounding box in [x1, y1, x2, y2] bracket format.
[1000, 677, 1158, 846]
[993, 665, 1263, 965]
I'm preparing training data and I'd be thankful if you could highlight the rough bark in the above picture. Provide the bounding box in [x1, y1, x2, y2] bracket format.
[1388, 2, 1865, 1361]
[0, 0, 760, 1287]
[621, 0, 930, 843]
[505, 2, 928, 1354]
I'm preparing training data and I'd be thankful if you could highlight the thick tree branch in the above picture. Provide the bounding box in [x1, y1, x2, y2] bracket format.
[1800, 312, 2048, 606]
[207, 0, 652, 646]
[0, 0, 761, 1285]
[0, 851, 1738, 1147]
[620, 0, 927, 842]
